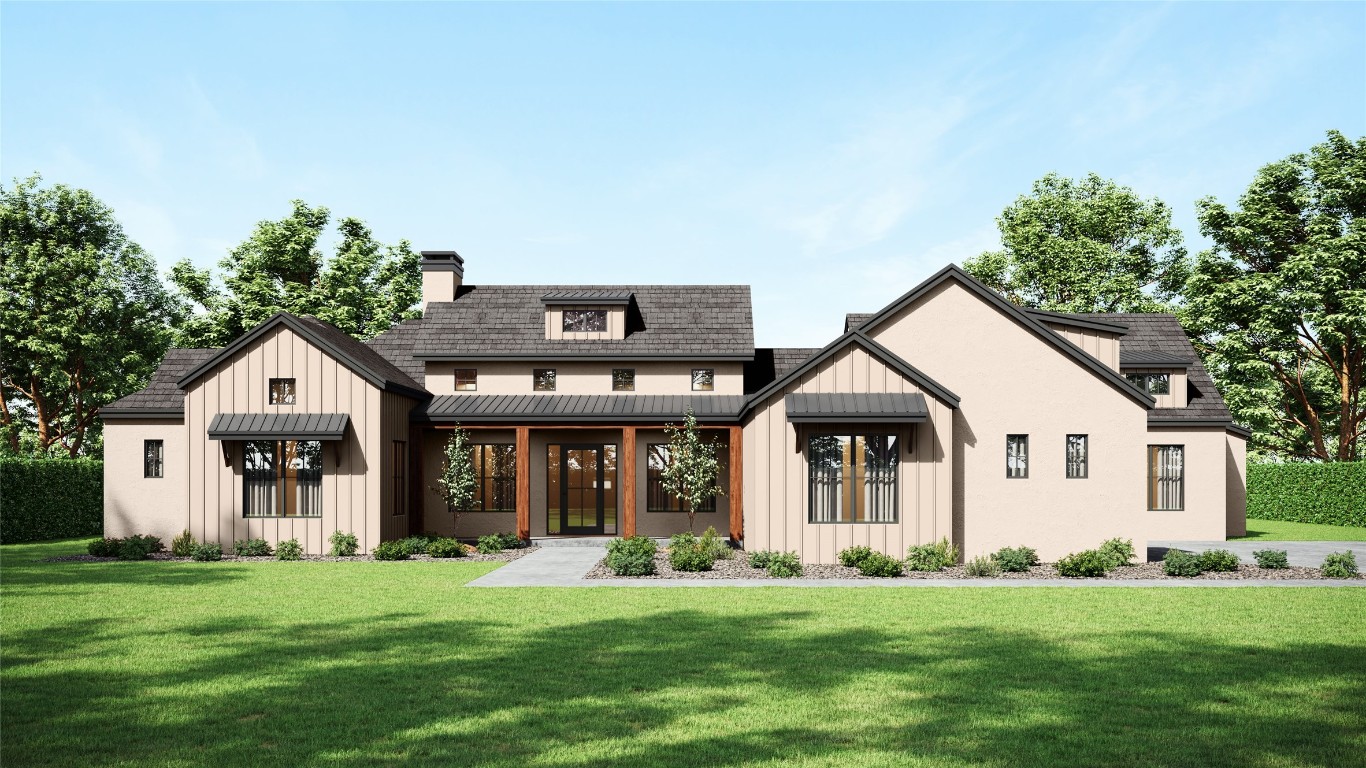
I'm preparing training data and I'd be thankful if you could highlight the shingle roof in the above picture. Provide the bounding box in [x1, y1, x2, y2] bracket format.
[1119, 351, 1196, 366]
[417, 394, 747, 423]
[743, 348, 821, 394]
[413, 285, 754, 360]
[785, 393, 929, 423]
[366, 318, 426, 386]
[102, 348, 219, 415]
[290, 315, 426, 395]
[844, 313, 874, 332]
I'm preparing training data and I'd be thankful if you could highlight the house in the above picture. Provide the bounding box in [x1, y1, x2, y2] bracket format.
[101, 252, 1248, 563]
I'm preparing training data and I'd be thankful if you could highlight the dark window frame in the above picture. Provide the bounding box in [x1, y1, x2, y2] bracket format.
[1148, 444, 1185, 511]
[269, 378, 297, 405]
[563, 309, 608, 333]
[1125, 372, 1171, 396]
[1006, 434, 1029, 479]
[391, 440, 407, 516]
[460, 444, 518, 513]
[645, 443, 719, 513]
[691, 368, 715, 392]
[533, 368, 557, 391]
[612, 368, 636, 392]
[806, 434, 899, 524]
[143, 439, 164, 478]
[454, 369, 478, 391]
[243, 439, 323, 518]
[1066, 434, 1088, 479]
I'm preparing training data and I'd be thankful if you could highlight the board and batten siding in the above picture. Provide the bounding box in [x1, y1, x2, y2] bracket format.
[743, 343, 954, 565]
[1044, 322, 1122, 371]
[183, 324, 416, 555]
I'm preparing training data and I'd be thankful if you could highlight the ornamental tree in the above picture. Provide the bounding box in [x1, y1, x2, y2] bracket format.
[434, 427, 479, 536]
[661, 409, 724, 534]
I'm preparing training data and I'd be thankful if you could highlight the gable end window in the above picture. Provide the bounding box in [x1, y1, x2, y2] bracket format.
[269, 378, 296, 405]
[563, 310, 607, 333]
[533, 369, 557, 391]
[1006, 435, 1029, 478]
[1066, 434, 1088, 479]
[808, 434, 899, 523]
[454, 369, 477, 391]
[1148, 445, 1184, 511]
[1125, 373, 1170, 395]
[143, 440, 164, 478]
[612, 369, 635, 392]
[691, 369, 715, 392]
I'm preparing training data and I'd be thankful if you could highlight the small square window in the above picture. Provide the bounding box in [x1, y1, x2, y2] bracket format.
[691, 369, 715, 392]
[533, 369, 557, 391]
[563, 310, 607, 332]
[269, 378, 296, 405]
[612, 369, 635, 392]
[143, 440, 164, 478]
[1006, 434, 1028, 478]
[454, 369, 477, 391]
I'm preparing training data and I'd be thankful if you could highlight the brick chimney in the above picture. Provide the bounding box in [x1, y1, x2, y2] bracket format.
[420, 251, 464, 309]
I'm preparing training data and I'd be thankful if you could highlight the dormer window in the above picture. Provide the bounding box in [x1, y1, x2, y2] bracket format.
[563, 310, 607, 333]
[269, 378, 296, 405]
[542, 291, 631, 340]
[1126, 373, 1170, 395]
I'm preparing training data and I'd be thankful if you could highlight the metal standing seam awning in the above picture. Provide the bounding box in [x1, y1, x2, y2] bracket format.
[207, 413, 350, 440]
[784, 393, 929, 424]
[415, 394, 748, 424]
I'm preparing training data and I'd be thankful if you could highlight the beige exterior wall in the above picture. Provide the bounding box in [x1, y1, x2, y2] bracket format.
[1122, 367, 1188, 408]
[103, 419, 188, 542]
[1045, 323, 1122, 371]
[1225, 432, 1248, 537]
[742, 343, 954, 565]
[1141, 426, 1231, 541]
[544, 306, 628, 340]
[421, 270, 459, 307]
[425, 361, 744, 396]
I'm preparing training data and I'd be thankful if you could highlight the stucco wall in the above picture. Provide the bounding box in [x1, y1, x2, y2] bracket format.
[1226, 432, 1247, 537]
[104, 418, 188, 542]
[424, 361, 744, 396]
[1140, 426, 1231, 541]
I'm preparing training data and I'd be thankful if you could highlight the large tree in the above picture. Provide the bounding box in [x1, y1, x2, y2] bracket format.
[1183, 130, 1366, 461]
[965, 173, 1189, 312]
[170, 200, 421, 346]
[0, 174, 182, 456]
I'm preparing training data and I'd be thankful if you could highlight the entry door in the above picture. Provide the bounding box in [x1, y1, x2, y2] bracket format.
[553, 444, 618, 535]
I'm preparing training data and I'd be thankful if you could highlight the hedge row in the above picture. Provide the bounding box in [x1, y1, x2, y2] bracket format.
[0, 458, 103, 543]
[1248, 461, 1366, 528]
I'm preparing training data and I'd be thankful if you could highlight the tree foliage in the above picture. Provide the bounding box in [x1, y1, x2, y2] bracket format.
[0, 174, 181, 456]
[170, 200, 421, 346]
[965, 172, 1188, 312]
[435, 427, 479, 536]
[661, 409, 725, 534]
[1183, 131, 1366, 461]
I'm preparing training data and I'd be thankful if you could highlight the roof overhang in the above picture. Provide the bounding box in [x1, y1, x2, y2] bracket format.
[1120, 353, 1196, 367]
[785, 393, 928, 424]
[1025, 308, 1129, 335]
[208, 413, 350, 441]
[540, 291, 633, 305]
[415, 395, 745, 424]
[101, 408, 185, 421]
[1148, 418, 1253, 438]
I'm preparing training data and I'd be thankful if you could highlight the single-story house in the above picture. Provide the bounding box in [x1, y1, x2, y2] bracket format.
[102, 252, 1248, 562]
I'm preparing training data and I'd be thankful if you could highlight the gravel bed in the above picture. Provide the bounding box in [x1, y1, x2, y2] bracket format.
[584, 553, 1346, 580]
[45, 546, 538, 564]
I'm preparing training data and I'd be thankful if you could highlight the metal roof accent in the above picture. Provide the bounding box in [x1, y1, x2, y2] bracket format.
[1120, 351, 1196, 367]
[207, 413, 350, 440]
[416, 394, 747, 424]
[1024, 308, 1129, 335]
[540, 290, 634, 305]
[785, 393, 929, 423]
[420, 251, 465, 274]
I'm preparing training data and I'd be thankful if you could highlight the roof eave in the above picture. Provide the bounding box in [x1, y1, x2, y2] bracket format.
[100, 408, 185, 420]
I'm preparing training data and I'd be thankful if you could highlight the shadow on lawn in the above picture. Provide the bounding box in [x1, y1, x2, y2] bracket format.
[3, 604, 1364, 768]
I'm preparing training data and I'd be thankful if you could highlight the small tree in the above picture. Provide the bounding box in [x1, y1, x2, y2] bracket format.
[434, 427, 478, 536]
[661, 409, 724, 534]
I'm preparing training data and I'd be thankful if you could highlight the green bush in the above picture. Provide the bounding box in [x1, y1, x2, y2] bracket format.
[496, 532, 525, 550]
[765, 551, 802, 578]
[856, 552, 903, 577]
[171, 530, 196, 557]
[88, 538, 122, 558]
[191, 542, 223, 562]
[1057, 549, 1111, 578]
[395, 535, 435, 555]
[1163, 549, 1205, 577]
[373, 541, 409, 561]
[1253, 549, 1289, 569]
[606, 536, 659, 576]
[0, 457, 103, 544]
[476, 535, 506, 554]
[1248, 461, 1366, 527]
[964, 555, 1003, 577]
[1098, 538, 1136, 568]
[1321, 551, 1359, 578]
[747, 550, 777, 569]
[838, 546, 875, 569]
[329, 531, 359, 557]
[1199, 549, 1240, 572]
[700, 526, 731, 560]
[905, 537, 958, 572]
[668, 532, 715, 572]
[117, 534, 163, 561]
[234, 538, 273, 557]
[991, 546, 1039, 573]
[426, 538, 466, 558]
[275, 538, 304, 561]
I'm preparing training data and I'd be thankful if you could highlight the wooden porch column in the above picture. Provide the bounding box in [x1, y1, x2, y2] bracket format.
[728, 425, 743, 543]
[622, 426, 637, 537]
[516, 426, 530, 540]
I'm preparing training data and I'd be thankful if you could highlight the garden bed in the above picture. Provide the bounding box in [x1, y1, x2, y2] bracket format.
[46, 546, 539, 564]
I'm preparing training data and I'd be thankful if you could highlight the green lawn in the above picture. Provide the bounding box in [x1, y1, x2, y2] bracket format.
[1235, 518, 1366, 541]
[3, 539, 1364, 768]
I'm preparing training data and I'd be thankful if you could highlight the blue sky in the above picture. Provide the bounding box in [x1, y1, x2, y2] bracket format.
[4, 2, 1363, 346]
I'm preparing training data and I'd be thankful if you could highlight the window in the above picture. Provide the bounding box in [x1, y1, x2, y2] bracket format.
[1066, 434, 1088, 479]
[454, 369, 477, 391]
[612, 368, 635, 392]
[563, 309, 607, 332]
[1006, 434, 1029, 478]
[269, 378, 296, 405]
[691, 369, 715, 391]
[646, 444, 718, 513]
[463, 444, 517, 512]
[143, 440, 164, 478]
[533, 369, 557, 391]
[243, 440, 322, 518]
[808, 435, 898, 523]
[391, 441, 407, 516]
[1148, 445, 1184, 511]
[1126, 373, 1170, 395]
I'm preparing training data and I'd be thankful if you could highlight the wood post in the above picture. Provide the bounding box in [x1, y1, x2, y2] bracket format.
[622, 426, 637, 537]
[516, 426, 530, 540]
[729, 425, 743, 543]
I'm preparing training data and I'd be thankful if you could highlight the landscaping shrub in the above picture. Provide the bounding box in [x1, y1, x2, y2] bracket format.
[1253, 549, 1289, 569]
[1199, 549, 1240, 572]
[496, 532, 525, 550]
[606, 536, 659, 576]
[1057, 549, 1111, 578]
[905, 537, 958, 572]
[0, 457, 102, 543]
[1321, 551, 1359, 578]
[1248, 461, 1366, 527]
[117, 534, 164, 561]
[991, 546, 1039, 573]
[700, 526, 731, 560]
[477, 534, 506, 554]
[839, 546, 875, 569]
[171, 530, 196, 557]
[191, 542, 223, 562]
[747, 550, 777, 569]
[234, 538, 273, 557]
[1163, 549, 1205, 577]
[964, 555, 1003, 578]
[396, 535, 435, 555]
[373, 541, 409, 561]
[1098, 538, 1136, 568]
[426, 538, 466, 558]
[329, 531, 359, 557]
[275, 538, 304, 561]
[668, 532, 715, 572]
[765, 551, 802, 578]
[856, 552, 904, 577]
[88, 538, 122, 558]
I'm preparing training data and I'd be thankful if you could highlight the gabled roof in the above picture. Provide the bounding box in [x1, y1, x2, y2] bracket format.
[853, 265, 1156, 409]
[175, 313, 429, 399]
[101, 348, 220, 417]
[366, 318, 427, 386]
[844, 313, 874, 333]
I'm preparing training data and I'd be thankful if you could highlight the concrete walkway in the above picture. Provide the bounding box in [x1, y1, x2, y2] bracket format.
[1150, 540, 1365, 568]
[468, 547, 607, 587]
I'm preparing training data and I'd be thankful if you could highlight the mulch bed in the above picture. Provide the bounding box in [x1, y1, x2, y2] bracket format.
[45, 546, 539, 564]
[584, 552, 1348, 580]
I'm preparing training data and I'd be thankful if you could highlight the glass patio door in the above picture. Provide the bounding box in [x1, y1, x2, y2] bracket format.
[547, 444, 617, 535]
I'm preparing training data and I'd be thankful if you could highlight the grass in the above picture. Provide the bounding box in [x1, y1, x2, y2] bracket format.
[3, 539, 1365, 768]
[1234, 518, 1366, 541]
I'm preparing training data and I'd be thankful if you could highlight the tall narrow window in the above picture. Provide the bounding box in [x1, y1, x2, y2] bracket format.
[691, 369, 715, 391]
[269, 378, 296, 405]
[612, 369, 636, 392]
[244, 440, 322, 517]
[454, 369, 477, 391]
[1148, 445, 1184, 511]
[1006, 435, 1029, 478]
[463, 444, 517, 512]
[143, 439, 164, 478]
[533, 369, 557, 391]
[1066, 434, 1088, 479]
[807, 435, 898, 523]
[646, 444, 719, 512]
[391, 440, 407, 516]
[563, 310, 607, 332]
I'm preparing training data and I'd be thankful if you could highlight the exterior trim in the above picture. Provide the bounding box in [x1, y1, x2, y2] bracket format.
[1121, 352, 1196, 367]
[540, 291, 633, 305]
[1149, 418, 1254, 440]
[100, 408, 185, 420]
[1024, 308, 1129, 335]
[413, 352, 755, 362]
